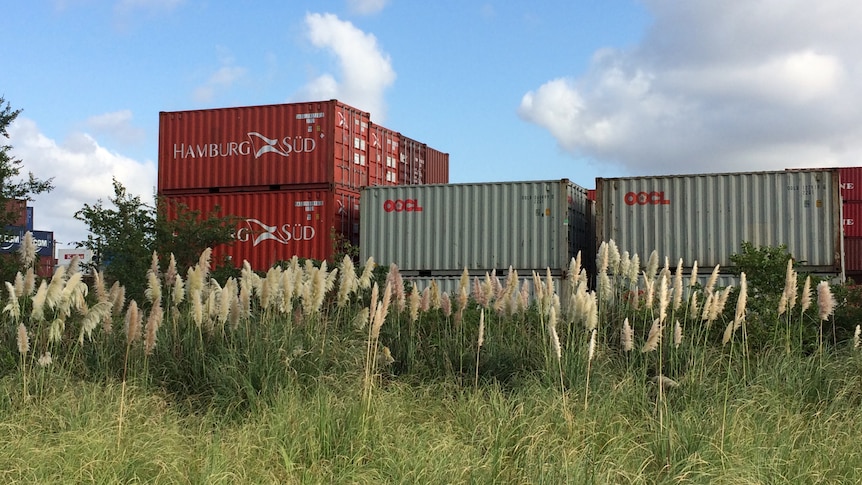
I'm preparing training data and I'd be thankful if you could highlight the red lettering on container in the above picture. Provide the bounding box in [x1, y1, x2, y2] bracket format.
[383, 199, 423, 212]
[624, 191, 671, 206]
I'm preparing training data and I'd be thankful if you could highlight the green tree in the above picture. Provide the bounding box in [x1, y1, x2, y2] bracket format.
[74, 179, 237, 301]
[74, 179, 155, 300]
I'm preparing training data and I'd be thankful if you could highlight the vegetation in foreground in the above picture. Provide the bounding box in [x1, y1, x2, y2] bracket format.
[2, 239, 861, 483]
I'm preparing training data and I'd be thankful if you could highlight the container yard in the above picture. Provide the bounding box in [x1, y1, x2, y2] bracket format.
[158, 99, 449, 269]
[595, 169, 843, 278]
[359, 179, 593, 277]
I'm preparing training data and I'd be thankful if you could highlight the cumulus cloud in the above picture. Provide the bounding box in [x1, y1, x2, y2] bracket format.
[7, 117, 156, 248]
[346, 0, 388, 15]
[296, 13, 395, 120]
[192, 58, 247, 105]
[84, 110, 146, 146]
[518, 0, 862, 175]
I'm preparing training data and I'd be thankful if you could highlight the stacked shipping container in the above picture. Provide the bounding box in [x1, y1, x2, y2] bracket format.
[158, 100, 448, 269]
[1, 199, 54, 277]
[840, 167, 862, 278]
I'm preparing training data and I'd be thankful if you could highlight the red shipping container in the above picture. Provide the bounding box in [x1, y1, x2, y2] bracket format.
[840, 167, 862, 201]
[163, 189, 360, 270]
[844, 200, 862, 237]
[3, 199, 28, 227]
[367, 123, 402, 186]
[844, 237, 862, 273]
[159, 100, 449, 193]
[587, 189, 596, 201]
[398, 134, 450, 185]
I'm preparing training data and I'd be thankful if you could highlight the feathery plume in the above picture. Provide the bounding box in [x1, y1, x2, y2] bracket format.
[18, 231, 37, 269]
[420, 287, 430, 313]
[800, 276, 812, 313]
[358, 257, 376, 289]
[17, 322, 29, 355]
[31, 280, 48, 322]
[588, 328, 597, 362]
[674, 319, 683, 348]
[642, 318, 662, 352]
[79, 301, 112, 344]
[658, 273, 669, 324]
[4, 282, 20, 321]
[548, 303, 561, 360]
[477, 309, 485, 348]
[408, 283, 421, 323]
[621, 318, 633, 352]
[608, 240, 621, 273]
[124, 300, 142, 343]
[854, 325, 860, 349]
[673, 258, 684, 311]
[441, 291, 452, 317]
[689, 261, 699, 288]
[817, 281, 835, 321]
[705, 264, 720, 296]
[144, 304, 164, 355]
[645, 250, 659, 279]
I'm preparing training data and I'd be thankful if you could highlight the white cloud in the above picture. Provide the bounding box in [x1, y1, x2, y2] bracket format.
[84, 110, 146, 146]
[7, 117, 156, 248]
[347, 0, 388, 15]
[192, 63, 247, 105]
[297, 13, 395, 121]
[519, 0, 862, 175]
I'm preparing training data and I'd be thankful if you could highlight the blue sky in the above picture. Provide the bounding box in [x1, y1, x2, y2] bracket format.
[4, 0, 862, 248]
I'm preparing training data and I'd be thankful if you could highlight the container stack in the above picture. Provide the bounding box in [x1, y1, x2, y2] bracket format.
[1, 199, 54, 277]
[158, 99, 449, 270]
[840, 167, 862, 280]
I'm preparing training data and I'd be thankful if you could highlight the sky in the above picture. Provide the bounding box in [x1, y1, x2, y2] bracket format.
[4, 0, 862, 249]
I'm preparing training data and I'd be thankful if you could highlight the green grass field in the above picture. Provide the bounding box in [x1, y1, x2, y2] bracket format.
[2, 246, 861, 483]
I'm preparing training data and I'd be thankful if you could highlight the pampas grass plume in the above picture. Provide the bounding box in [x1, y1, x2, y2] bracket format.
[674, 319, 683, 348]
[477, 309, 485, 348]
[621, 318, 633, 352]
[441, 291, 452, 317]
[817, 281, 835, 320]
[800, 276, 812, 313]
[854, 325, 860, 349]
[548, 305, 562, 360]
[125, 300, 142, 343]
[4, 282, 20, 321]
[642, 318, 662, 352]
[17, 322, 29, 355]
[588, 328, 597, 362]
[673, 258, 684, 310]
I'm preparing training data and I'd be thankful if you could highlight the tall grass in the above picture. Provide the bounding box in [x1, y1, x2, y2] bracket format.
[2, 236, 861, 481]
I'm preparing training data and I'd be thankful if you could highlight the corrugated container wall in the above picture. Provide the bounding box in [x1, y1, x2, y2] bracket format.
[844, 237, 862, 275]
[163, 189, 359, 270]
[839, 167, 862, 201]
[159, 100, 449, 193]
[360, 180, 592, 276]
[596, 169, 842, 275]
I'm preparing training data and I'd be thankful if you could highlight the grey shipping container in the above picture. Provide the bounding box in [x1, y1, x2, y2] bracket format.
[360, 179, 593, 277]
[595, 169, 843, 276]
